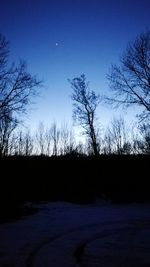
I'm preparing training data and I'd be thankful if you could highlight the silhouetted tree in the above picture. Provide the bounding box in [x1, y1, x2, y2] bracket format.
[60, 122, 69, 155]
[102, 117, 131, 154]
[0, 113, 17, 156]
[121, 141, 132, 155]
[24, 130, 33, 156]
[107, 31, 150, 121]
[60, 122, 76, 155]
[36, 122, 45, 155]
[45, 127, 52, 156]
[133, 123, 150, 154]
[51, 122, 60, 156]
[102, 129, 113, 154]
[69, 74, 100, 156]
[109, 117, 127, 154]
[18, 130, 24, 155]
[14, 130, 33, 156]
[65, 128, 76, 155]
[8, 132, 17, 155]
[0, 34, 41, 156]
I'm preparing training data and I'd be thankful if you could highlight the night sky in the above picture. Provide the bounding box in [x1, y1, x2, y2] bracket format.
[0, 0, 149, 132]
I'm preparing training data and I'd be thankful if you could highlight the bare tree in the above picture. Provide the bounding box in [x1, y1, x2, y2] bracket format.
[133, 123, 150, 154]
[103, 117, 131, 155]
[45, 127, 52, 156]
[24, 130, 33, 156]
[107, 31, 150, 121]
[36, 122, 45, 155]
[18, 130, 24, 155]
[66, 128, 76, 155]
[59, 122, 77, 155]
[51, 122, 60, 156]
[102, 129, 113, 154]
[60, 122, 69, 155]
[0, 34, 41, 156]
[69, 74, 100, 156]
[0, 112, 17, 156]
[110, 118, 126, 154]
[8, 132, 17, 155]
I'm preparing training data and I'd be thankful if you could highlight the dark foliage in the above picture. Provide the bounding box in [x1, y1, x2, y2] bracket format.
[0, 155, 149, 218]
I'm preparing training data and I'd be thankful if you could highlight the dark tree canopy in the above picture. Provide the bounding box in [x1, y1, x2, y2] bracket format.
[69, 74, 100, 155]
[107, 30, 150, 121]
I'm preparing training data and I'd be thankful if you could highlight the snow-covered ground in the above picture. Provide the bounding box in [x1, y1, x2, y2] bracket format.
[0, 201, 150, 267]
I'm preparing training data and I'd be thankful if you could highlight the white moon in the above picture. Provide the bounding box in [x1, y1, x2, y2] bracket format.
[55, 42, 58, 46]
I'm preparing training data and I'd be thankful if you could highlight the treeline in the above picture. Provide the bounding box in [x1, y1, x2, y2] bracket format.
[1, 118, 150, 157]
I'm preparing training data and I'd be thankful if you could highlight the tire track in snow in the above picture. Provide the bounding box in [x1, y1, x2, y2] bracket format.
[74, 219, 150, 267]
[25, 219, 134, 267]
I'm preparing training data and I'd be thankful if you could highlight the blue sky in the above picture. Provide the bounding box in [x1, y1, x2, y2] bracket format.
[0, 0, 150, 132]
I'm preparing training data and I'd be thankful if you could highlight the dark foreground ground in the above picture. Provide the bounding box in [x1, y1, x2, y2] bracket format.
[0, 201, 150, 267]
[0, 154, 150, 222]
[0, 156, 150, 266]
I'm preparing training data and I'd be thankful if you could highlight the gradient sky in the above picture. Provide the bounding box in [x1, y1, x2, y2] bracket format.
[0, 0, 150, 133]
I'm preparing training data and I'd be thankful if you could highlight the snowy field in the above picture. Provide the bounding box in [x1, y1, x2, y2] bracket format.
[0, 201, 150, 267]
